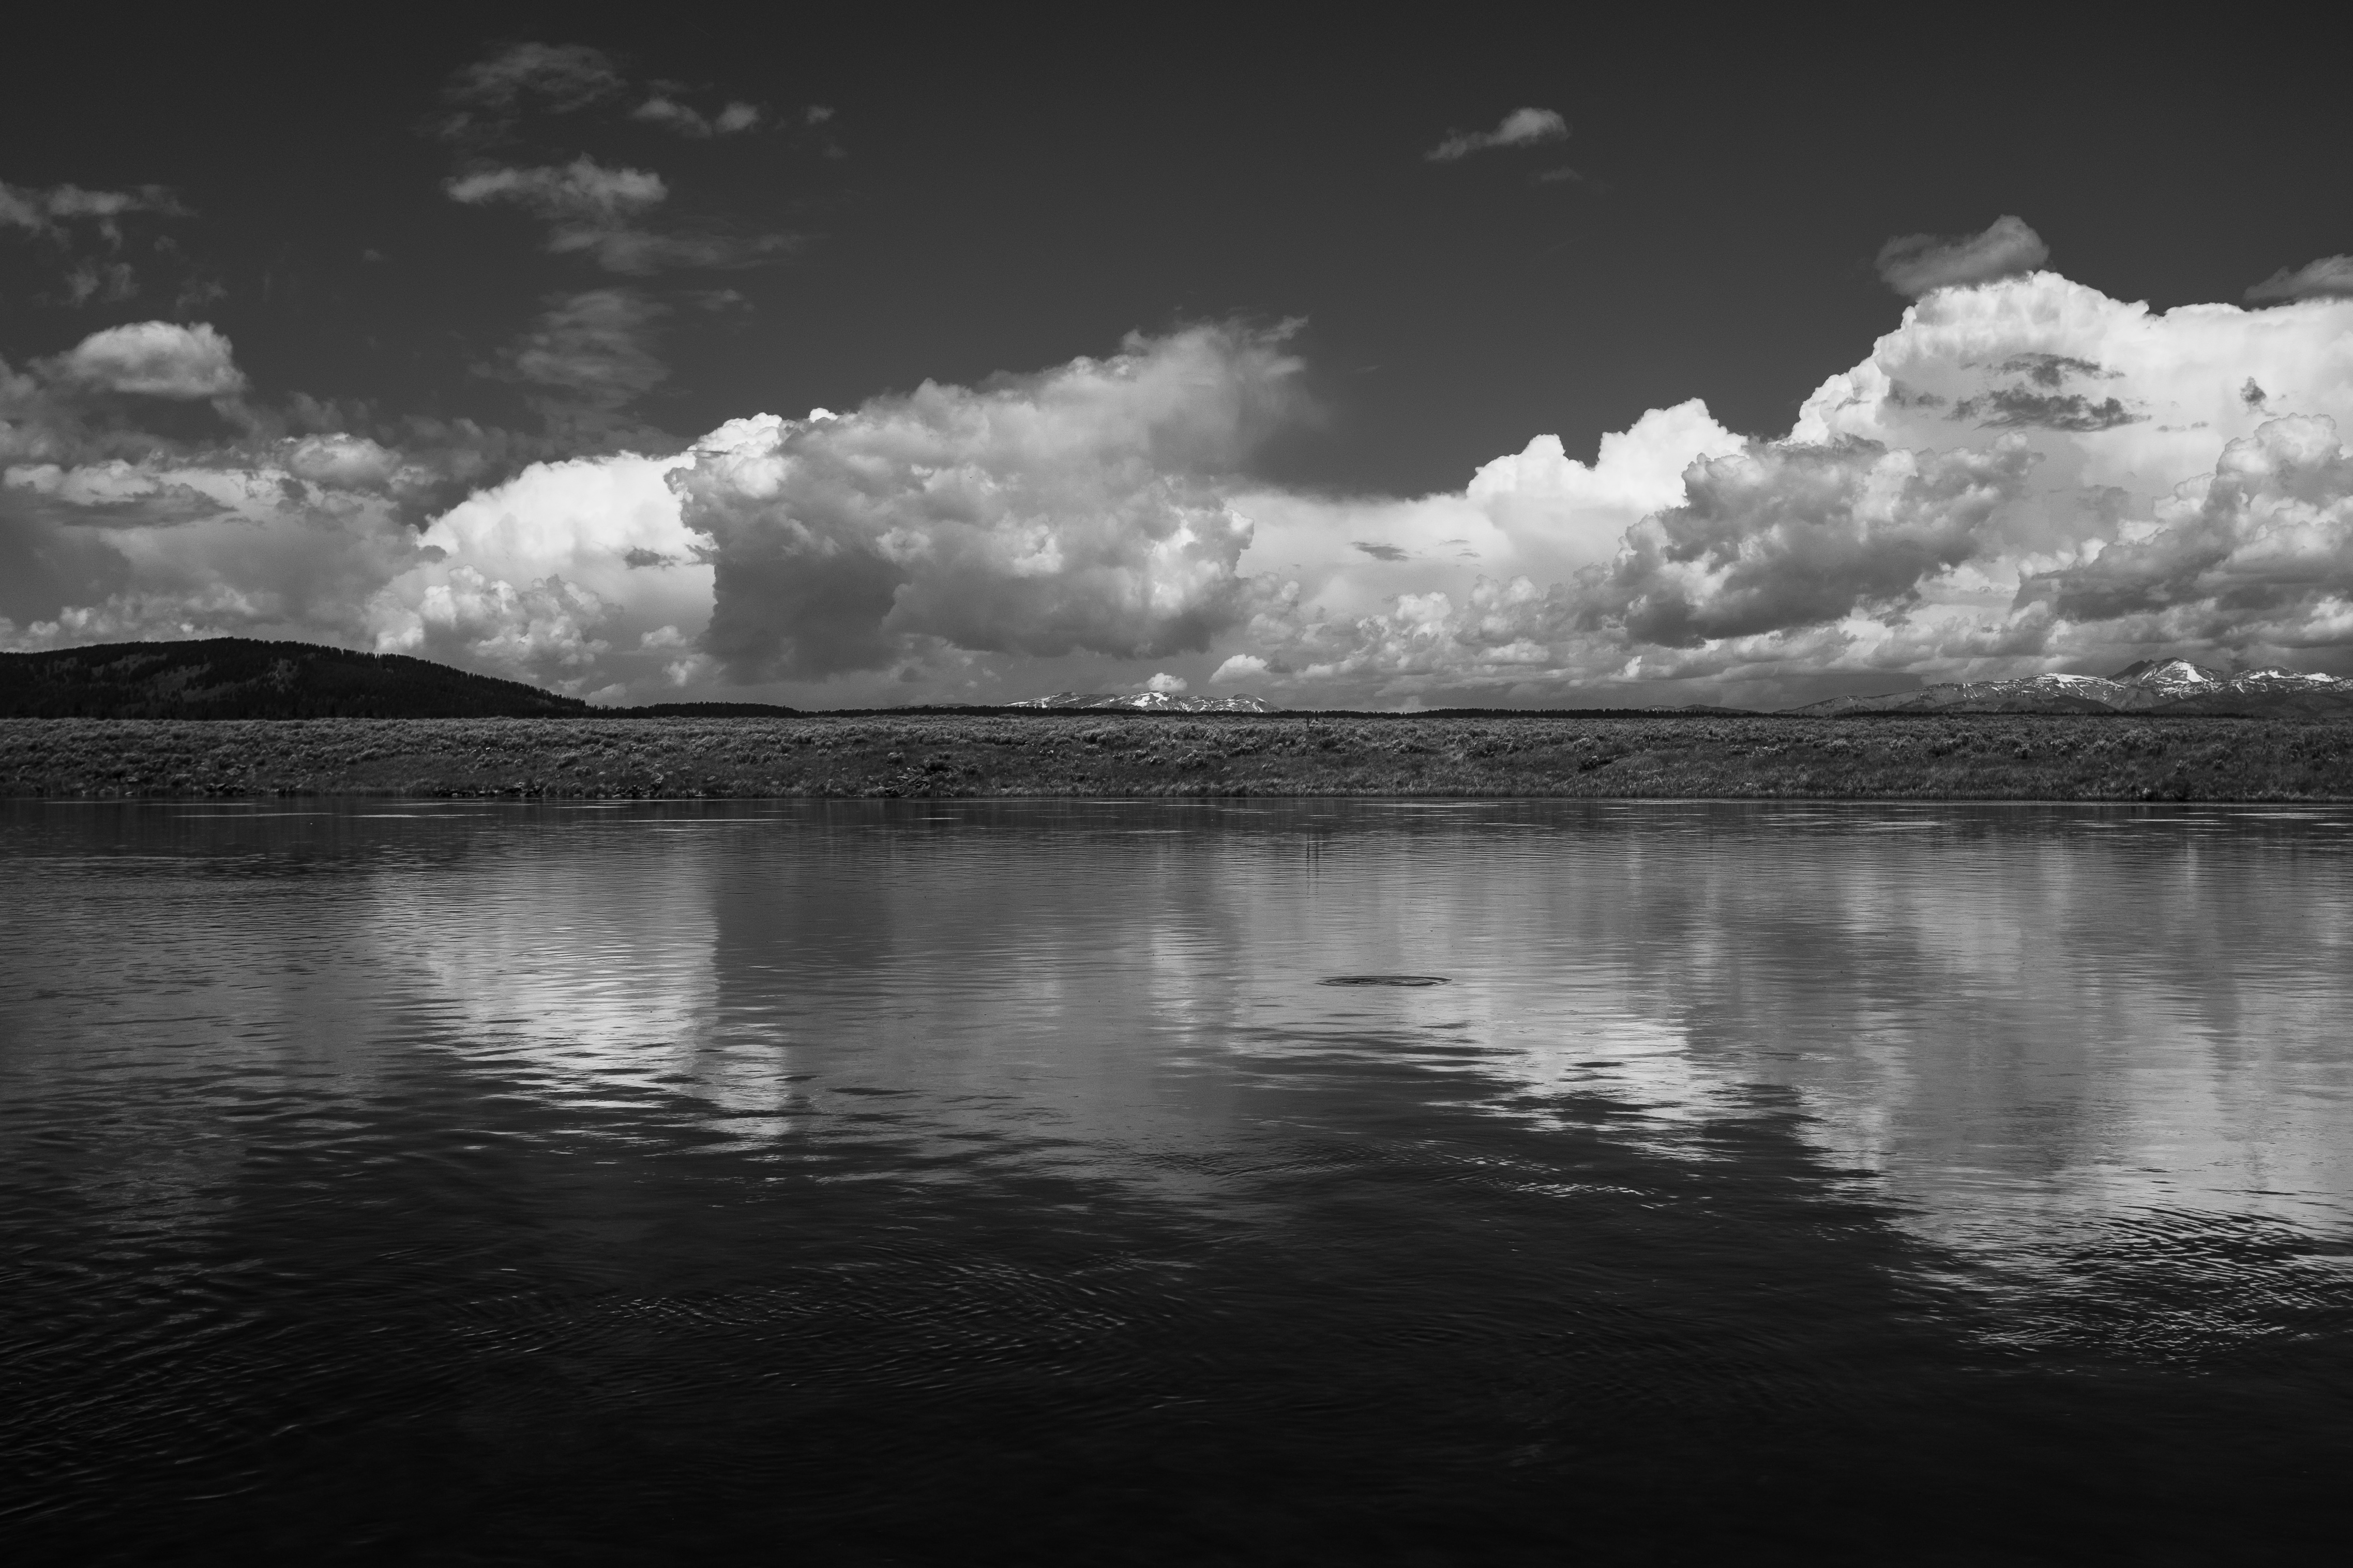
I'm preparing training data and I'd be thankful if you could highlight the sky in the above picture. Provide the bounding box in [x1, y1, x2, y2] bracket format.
[4, 9, 2350, 709]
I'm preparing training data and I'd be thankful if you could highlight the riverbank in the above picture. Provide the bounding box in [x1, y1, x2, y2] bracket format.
[7, 714, 2353, 800]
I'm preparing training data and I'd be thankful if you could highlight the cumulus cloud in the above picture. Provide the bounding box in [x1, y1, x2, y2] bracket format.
[1426, 108, 1569, 162]
[45, 321, 247, 400]
[2025, 416, 2353, 646]
[1465, 400, 1745, 572]
[2247, 255, 2353, 305]
[0, 320, 633, 678]
[1227, 398, 1744, 634]
[0, 335, 707, 691]
[0, 445, 426, 655]
[1876, 216, 2049, 298]
[672, 323, 1304, 681]
[1584, 438, 2038, 645]
[1208, 270, 2353, 704]
[13, 261, 2353, 709]
[367, 446, 714, 686]
[1222, 439, 2034, 697]
[20, 323, 1291, 698]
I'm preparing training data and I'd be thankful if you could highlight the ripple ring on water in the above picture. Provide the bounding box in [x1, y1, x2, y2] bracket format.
[1318, 975, 1451, 987]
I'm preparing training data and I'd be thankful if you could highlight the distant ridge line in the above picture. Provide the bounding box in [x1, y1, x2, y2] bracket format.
[5, 640, 2346, 720]
[1785, 658, 2353, 719]
[0, 638, 587, 720]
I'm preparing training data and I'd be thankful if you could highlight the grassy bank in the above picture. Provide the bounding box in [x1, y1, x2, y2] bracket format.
[6, 714, 2353, 800]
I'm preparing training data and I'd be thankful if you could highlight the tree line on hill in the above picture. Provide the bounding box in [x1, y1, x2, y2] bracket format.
[0, 640, 600, 720]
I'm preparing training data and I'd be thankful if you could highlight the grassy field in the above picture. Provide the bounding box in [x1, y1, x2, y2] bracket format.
[5, 713, 2352, 800]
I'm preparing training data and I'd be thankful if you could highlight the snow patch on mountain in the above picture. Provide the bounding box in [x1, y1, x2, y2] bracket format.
[1789, 658, 2351, 716]
[1006, 690, 1273, 712]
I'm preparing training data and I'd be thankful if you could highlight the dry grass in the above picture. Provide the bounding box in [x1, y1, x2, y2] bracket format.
[6, 713, 2353, 801]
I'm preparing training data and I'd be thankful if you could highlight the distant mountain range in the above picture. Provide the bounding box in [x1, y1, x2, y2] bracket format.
[1789, 659, 2353, 717]
[0, 639, 590, 719]
[1005, 691, 1274, 712]
[6, 640, 2346, 721]
[1007, 661, 2353, 718]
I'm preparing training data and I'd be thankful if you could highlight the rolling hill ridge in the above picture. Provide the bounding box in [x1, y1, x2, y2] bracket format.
[0, 640, 590, 719]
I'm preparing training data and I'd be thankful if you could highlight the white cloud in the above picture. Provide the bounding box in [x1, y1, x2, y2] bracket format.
[0, 185, 45, 231]
[1466, 400, 1747, 574]
[1210, 270, 2353, 703]
[379, 567, 611, 675]
[672, 323, 1304, 681]
[631, 96, 706, 135]
[12, 264, 2353, 709]
[632, 95, 763, 138]
[283, 433, 405, 489]
[5, 325, 1299, 701]
[1, 346, 559, 671]
[0, 180, 186, 236]
[0, 448, 423, 653]
[1876, 216, 2049, 298]
[2248, 255, 2353, 305]
[2024, 415, 2353, 653]
[1145, 671, 1188, 693]
[49, 321, 246, 400]
[1584, 438, 2039, 645]
[445, 157, 667, 224]
[1425, 108, 1569, 163]
[1225, 398, 1742, 635]
[369, 449, 713, 690]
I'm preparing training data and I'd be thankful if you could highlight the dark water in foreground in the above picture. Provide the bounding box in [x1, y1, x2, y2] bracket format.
[4, 799, 2350, 1565]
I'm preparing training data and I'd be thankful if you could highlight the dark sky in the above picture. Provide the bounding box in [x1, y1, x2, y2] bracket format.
[7, 8, 2340, 494]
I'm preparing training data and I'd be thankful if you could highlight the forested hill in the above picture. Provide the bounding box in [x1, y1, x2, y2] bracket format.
[0, 640, 589, 719]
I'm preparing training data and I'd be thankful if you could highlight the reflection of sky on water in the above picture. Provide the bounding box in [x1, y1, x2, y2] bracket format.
[364, 820, 723, 1094]
[357, 801, 2352, 1238]
[6, 798, 2349, 1306]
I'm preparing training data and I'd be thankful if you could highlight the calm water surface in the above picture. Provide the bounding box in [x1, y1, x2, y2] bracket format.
[3, 799, 2350, 1564]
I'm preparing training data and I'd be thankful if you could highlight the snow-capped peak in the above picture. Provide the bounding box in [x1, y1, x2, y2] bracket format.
[2110, 658, 2224, 693]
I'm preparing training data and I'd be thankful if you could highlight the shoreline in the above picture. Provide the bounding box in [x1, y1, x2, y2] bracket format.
[6, 714, 2352, 802]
